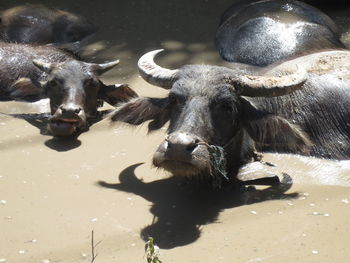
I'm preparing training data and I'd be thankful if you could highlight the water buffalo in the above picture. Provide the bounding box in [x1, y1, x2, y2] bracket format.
[0, 42, 136, 137]
[0, 4, 96, 44]
[215, 0, 345, 66]
[110, 49, 350, 186]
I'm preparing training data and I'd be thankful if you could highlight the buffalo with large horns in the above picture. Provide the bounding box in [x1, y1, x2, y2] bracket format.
[111, 49, 350, 185]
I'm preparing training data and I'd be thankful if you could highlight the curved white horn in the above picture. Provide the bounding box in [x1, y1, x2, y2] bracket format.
[137, 49, 179, 89]
[96, 60, 120, 74]
[231, 66, 308, 97]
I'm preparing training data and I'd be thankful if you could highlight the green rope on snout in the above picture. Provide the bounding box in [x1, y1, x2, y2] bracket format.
[208, 145, 229, 188]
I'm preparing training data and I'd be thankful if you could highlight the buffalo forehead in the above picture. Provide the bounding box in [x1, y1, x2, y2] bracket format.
[53, 60, 92, 78]
[174, 65, 236, 97]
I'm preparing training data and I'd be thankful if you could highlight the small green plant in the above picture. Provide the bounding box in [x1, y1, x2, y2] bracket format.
[145, 237, 162, 263]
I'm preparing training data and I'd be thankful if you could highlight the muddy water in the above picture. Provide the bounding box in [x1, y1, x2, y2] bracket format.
[1, 1, 350, 263]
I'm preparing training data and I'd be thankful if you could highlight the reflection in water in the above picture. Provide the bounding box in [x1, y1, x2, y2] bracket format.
[98, 163, 297, 249]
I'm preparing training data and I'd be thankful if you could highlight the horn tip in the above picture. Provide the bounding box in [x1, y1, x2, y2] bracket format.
[32, 59, 41, 64]
[137, 49, 165, 66]
[32, 59, 48, 68]
[147, 49, 165, 57]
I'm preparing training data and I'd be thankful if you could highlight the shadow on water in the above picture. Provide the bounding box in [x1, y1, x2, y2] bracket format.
[5, 113, 51, 136]
[2, 111, 109, 151]
[98, 163, 298, 249]
[43, 110, 110, 151]
[2, 112, 82, 151]
[44, 137, 82, 152]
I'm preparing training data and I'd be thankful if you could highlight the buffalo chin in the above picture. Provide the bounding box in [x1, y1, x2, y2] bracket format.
[153, 144, 213, 177]
[153, 159, 211, 178]
[48, 120, 81, 137]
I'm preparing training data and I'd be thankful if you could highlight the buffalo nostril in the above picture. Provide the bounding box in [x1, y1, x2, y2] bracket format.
[74, 108, 81, 114]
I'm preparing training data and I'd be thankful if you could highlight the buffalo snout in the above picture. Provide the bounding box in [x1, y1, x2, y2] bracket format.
[165, 132, 200, 156]
[59, 103, 82, 116]
[48, 102, 87, 137]
[153, 132, 211, 177]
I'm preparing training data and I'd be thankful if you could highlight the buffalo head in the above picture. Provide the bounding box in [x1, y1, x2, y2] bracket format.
[32, 59, 137, 137]
[111, 50, 310, 183]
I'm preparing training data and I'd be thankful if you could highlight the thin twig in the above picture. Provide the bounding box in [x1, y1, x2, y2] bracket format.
[91, 230, 102, 263]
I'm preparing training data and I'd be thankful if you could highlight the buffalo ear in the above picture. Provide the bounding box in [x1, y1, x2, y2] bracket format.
[240, 97, 312, 152]
[109, 97, 170, 132]
[99, 83, 138, 106]
[8, 77, 46, 102]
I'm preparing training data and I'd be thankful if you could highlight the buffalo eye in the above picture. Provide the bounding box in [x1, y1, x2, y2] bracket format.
[48, 79, 59, 87]
[168, 93, 185, 105]
[219, 103, 233, 114]
[211, 100, 239, 144]
[45, 79, 65, 97]
[84, 78, 99, 88]
[213, 102, 233, 115]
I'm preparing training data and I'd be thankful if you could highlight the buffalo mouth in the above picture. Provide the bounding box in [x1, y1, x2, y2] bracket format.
[153, 140, 230, 187]
[48, 117, 85, 137]
[153, 143, 215, 177]
[154, 159, 208, 177]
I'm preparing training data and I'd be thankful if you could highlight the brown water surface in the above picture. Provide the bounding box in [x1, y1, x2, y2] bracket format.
[1, 1, 350, 262]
